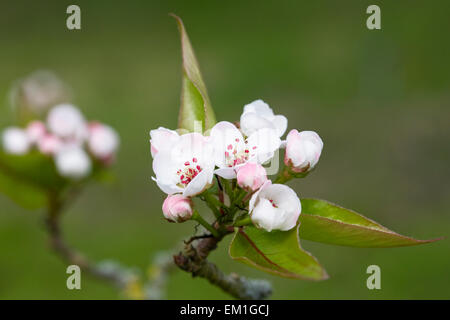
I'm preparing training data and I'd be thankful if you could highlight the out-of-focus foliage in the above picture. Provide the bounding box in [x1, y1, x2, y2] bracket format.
[0, 151, 65, 209]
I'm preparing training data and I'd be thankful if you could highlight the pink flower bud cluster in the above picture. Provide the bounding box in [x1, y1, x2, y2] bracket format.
[1, 104, 119, 180]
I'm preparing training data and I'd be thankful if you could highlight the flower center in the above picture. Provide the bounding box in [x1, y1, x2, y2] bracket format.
[224, 138, 256, 167]
[268, 199, 278, 208]
[176, 157, 202, 186]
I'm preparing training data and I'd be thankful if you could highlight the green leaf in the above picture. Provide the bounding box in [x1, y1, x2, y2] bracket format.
[0, 151, 67, 191]
[171, 14, 216, 133]
[0, 151, 68, 209]
[229, 225, 328, 280]
[299, 198, 441, 248]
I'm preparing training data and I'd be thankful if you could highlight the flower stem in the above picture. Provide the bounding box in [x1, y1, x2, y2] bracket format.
[233, 189, 248, 205]
[202, 193, 223, 218]
[45, 192, 128, 288]
[274, 166, 293, 184]
[192, 210, 220, 238]
[222, 177, 234, 202]
[233, 216, 252, 227]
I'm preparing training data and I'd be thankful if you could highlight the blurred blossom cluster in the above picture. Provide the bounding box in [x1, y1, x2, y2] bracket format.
[149, 100, 323, 232]
[1, 103, 120, 180]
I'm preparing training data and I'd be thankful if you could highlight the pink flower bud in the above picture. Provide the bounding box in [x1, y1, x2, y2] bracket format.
[88, 122, 120, 161]
[284, 129, 323, 173]
[162, 194, 194, 223]
[37, 134, 63, 155]
[236, 162, 268, 191]
[26, 121, 47, 144]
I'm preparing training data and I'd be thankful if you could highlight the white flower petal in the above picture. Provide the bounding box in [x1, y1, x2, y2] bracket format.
[210, 121, 246, 169]
[243, 100, 274, 117]
[246, 128, 281, 164]
[214, 167, 237, 179]
[249, 182, 301, 232]
[240, 113, 275, 138]
[153, 177, 183, 195]
[249, 180, 271, 213]
[251, 198, 280, 232]
[183, 168, 212, 197]
[240, 100, 287, 138]
[149, 127, 180, 158]
[272, 115, 288, 138]
[260, 184, 301, 230]
[152, 152, 178, 186]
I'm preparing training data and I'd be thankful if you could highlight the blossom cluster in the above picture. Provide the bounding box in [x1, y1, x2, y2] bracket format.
[1, 104, 119, 179]
[150, 100, 323, 232]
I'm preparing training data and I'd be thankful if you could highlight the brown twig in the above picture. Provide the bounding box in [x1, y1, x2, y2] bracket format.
[145, 251, 177, 300]
[173, 233, 272, 300]
[45, 193, 128, 288]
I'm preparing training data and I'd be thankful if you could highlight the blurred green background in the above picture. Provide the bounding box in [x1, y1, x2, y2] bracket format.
[0, 0, 449, 299]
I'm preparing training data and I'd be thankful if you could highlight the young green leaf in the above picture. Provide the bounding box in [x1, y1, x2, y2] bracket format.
[229, 225, 328, 280]
[299, 198, 441, 248]
[171, 14, 216, 133]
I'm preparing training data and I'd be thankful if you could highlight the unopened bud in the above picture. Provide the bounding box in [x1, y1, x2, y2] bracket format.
[26, 121, 47, 144]
[162, 194, 193, 223]
[54, 146, 91, 179]
[1, 127, 30, 155]
[47, 104, 87, 140]
[88, 122, 120, 160]
[236, 162, 268, 191]
[284, 129, 323, 173]
[37, 134, 63, 155]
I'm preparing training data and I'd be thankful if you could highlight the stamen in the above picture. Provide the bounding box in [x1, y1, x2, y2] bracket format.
[269, 199, 278, 208]
[177, 160, 202, 187]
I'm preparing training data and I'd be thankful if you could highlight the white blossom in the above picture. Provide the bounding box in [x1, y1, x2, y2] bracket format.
[240, 99, 287, 138]
[210, 121, 281, 179]
[152, 132, 215, 197]
[1, 127, 31, 155]
[249, 181, 301, 232]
